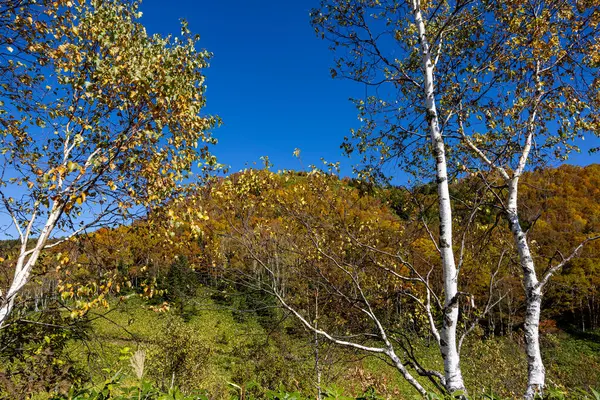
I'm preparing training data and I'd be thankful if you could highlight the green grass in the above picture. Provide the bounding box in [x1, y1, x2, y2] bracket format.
[66, 292, 272, 397]
[59, 291, 600, 400]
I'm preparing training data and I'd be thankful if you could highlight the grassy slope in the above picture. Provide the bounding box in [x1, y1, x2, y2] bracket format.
[62, 289, 600, 400]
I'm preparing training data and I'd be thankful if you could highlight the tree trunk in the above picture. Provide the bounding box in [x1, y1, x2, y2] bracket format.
[507, 178, 545, 399]
[0, 302, 13, 329]
[523, 286, 544, 400]
[314, 289, 322, 400]
[412, 0, 465, 393]
[0, 204, 62, 330]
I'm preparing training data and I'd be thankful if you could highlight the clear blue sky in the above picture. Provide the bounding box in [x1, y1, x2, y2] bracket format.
[1, 1, 598, 239]
[139, 0, 363, 177]
[137, 0, 598, 178]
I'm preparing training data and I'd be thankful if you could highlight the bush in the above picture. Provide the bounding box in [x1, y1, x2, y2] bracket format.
[146, 315, 211, 393]
[58, 371, 209, 399]
[0, 305, 89, 398]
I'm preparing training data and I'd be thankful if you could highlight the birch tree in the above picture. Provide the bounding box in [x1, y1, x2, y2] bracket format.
[184, 169, 501, 397]
[451, 1, 600, 397]
[208, 170, 437, 396]
[311, 0, 600, 396]
[309, 0, 495, 392]
[0, 0, 217, 329]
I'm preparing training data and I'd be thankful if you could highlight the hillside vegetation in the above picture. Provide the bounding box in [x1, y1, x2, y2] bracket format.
[2, 0, 600, 398]
[1, 164, 599, 399]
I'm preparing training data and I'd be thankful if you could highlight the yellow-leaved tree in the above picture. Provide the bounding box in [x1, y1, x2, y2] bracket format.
[0, 0, 218, 329]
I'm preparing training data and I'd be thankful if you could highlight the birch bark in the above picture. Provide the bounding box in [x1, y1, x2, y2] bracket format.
[0, 204, 63, 329]
[506, 179, 544, 399]
[412, 0, 465, 393]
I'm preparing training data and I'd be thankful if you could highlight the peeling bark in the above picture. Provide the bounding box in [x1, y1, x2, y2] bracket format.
[0, 204, 62, 330]
[507, 179, 545, 399]
[412, 0, 465, 393]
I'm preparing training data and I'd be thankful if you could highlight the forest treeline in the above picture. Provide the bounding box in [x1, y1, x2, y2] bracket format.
[41, 164, 600, 333]
[1, 164, 599, 399]
[2, 0, 600, 398]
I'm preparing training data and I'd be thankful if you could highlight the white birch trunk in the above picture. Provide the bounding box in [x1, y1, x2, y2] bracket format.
[412, 0, 465, 393]
[506, 179, 545, 399]
[0, 204, 62, 330]
[314, 289, 322, 400]
[387, 348, 430, 396]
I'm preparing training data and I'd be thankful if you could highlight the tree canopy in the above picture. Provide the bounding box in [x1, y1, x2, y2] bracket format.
[0, 0, 218, 327]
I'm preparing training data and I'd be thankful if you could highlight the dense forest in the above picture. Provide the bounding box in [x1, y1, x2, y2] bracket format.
[1, 164, 600, 399]
[1, 0, 599, 399]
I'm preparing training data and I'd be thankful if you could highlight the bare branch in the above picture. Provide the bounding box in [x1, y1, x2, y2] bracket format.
[459, 250, 507, 353]
[538, 235, 600, 290]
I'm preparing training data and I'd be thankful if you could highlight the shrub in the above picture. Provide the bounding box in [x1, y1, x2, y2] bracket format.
[146, 315, 211, 393]
[0, 305, 89, 398]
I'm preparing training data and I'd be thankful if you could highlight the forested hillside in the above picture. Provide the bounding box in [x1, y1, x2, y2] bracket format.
[1, 164, 599, 399]
[2, 0, 600, 399]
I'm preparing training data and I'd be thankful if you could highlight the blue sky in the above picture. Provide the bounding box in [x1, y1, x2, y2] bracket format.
[137, 0, 598, 178]
[139, 0, 363, 176]
[0, 0, 597, 239]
